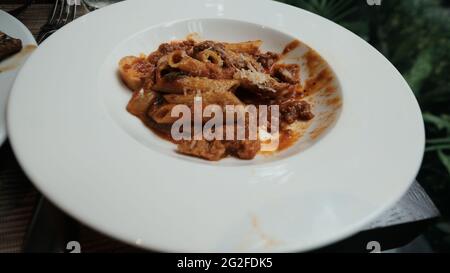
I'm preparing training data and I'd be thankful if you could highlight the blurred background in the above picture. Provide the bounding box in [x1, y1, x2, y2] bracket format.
[275, 0, 450, 252]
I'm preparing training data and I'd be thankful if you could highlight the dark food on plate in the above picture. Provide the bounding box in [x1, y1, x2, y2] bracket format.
[0, 31, 22, 62]
[119, 37, 314, 161]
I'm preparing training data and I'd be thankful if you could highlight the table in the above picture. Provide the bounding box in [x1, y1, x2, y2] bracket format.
[0, 2, 440, 253]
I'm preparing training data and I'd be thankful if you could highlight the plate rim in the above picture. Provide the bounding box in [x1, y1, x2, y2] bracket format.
[6, 0, 425, 252]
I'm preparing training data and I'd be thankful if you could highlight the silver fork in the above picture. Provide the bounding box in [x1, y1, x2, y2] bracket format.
[37, 0, 81, 44]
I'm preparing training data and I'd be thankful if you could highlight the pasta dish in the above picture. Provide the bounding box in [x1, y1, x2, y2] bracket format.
[119, 36, 316, 161]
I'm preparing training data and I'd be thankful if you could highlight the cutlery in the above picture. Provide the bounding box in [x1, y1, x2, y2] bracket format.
[36, 0, 81, 43]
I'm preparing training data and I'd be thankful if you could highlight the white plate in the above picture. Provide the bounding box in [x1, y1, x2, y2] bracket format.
[7, 0, 425, 252]
[0, 10, 36, 145]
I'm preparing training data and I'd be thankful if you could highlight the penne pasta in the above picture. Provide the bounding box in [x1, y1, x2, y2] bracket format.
[155, 55, 171, 82]
[163, 91, 243, 107]
[119, 56, 153, 91]
[148, 103, 179, 124]
[119, 36, 317, 161]
[153, 76, 240, 94]
[126, 89, 157, 117]
[224, 40, 263, 54]
[167, 50, 211, 77]
[196, 49, 224, 67]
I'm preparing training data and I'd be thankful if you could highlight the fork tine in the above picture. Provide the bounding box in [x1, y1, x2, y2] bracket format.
[62, 2, 71, 25]
[37, 29, 57, 44]
[37, 0, 62, 42]
[55, 0, 66, 26]
[68, 2, 78, 24]
[37, 0, 82, 44]
[48, 0, 62, 25]
[61, 1, 75, 26]
[72, 3, 78, 22]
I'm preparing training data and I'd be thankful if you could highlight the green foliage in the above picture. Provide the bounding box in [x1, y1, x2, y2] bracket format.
[279, 0, 359, 22]
[277, 0, 370, 38]
[424, 113, 450, 173]
[374, 0, 450, 100]
[437, 150, 450, 175]
[423, 113, 450, 134]
[404, 49, 434, 95]
[275, 0, 450, 252]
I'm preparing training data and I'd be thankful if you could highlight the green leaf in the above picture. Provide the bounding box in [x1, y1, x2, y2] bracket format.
[427, 138, 450, 145]
[423, 113, 450, 133]
[426, 145, 450, 153]
[282, 0, 359, 23]
[404, 49, 434, 95]
[437, 150, 450, 176]
[420, 84, 450, 105]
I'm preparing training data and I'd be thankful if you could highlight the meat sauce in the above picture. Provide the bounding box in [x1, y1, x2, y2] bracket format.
[281, 40, 301, 56]
[121, 38, 331, 160]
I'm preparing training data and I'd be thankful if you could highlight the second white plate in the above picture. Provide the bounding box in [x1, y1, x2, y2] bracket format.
[0, 9, 36, 145]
